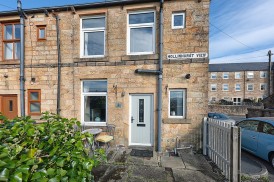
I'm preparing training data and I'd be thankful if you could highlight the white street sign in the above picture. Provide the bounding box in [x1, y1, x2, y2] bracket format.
[167, 52, 208, 60]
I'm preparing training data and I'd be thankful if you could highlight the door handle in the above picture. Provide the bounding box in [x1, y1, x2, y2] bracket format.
[252, 136, 256, 139]
[131, 117, 134, 123]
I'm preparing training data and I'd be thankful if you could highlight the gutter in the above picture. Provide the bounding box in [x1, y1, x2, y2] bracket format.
[0, 0, 159, 16]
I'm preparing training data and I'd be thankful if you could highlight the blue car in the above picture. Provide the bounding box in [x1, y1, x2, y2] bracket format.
[236, 117, 274, 168]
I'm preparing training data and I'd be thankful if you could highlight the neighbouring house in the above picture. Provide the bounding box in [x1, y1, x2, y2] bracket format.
[0, 0, 209, 151]
[208, 62, 273, 105]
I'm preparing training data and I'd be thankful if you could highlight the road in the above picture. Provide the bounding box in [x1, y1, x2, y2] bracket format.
[242, 150, 274, 181]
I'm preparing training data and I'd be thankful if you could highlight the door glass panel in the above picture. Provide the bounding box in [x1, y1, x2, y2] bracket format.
[30, 103, 41, 112]
[9, 100, 13, 111]
[139, 99, 144, 123]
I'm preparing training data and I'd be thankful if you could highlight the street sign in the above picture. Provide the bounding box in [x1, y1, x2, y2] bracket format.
[167, 52, 208, 60]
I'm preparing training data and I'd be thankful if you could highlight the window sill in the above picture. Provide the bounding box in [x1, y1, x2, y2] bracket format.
[0, 60, 20, 65]
[122, 54, 158, 61]
[83, 122, 107, 127]
[163, 118, 191, 124]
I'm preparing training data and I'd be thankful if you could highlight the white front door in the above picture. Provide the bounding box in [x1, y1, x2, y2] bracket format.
[130, 94, 153, 146]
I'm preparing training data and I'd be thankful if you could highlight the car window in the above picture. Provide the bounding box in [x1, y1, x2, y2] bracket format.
[237, 120, 259, 131]
[262, 122, 274, 135]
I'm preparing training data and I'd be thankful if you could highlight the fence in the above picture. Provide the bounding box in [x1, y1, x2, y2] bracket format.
[203, 118, 241, 182]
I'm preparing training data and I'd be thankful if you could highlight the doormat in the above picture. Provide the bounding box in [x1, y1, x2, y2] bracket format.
[130, 149, 153, 158]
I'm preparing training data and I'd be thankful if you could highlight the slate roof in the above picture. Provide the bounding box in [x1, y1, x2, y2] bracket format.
[209, 62, 273, 72]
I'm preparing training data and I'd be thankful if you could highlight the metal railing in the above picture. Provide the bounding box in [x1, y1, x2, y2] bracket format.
[203, 117, 241, 182]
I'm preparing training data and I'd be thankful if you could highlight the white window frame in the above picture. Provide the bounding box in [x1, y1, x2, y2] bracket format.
[223, 84, 229, 91]
[235, 83, 241, 91]
[233, 98, 241, 105]
[172, 12, 185, 29]
[260, 71, 267, 78]
[247, 83, 254, 91]
[260, 83, 267, 91]
[80, 15, 106, 58]
[235, 72, 241, 79]
[247, 71, 254, 78]
[81, 80, 108, 126]
[168, 89, 186, 119]
[211, 84, 217, 91]
[127, 10, 155, 55]
[223, 72, 229, 79]
[210, 72, 217, 79]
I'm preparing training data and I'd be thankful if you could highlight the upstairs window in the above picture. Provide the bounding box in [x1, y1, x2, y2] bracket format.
[247, 71, 254, 78]
[247, 84, 254, 91]
[235, 72, 241, 79]
[172, 12, 185, 29]
[235, 84, 241, 91]
[2, 22, 20, 61]
[223, 84, 229, 91]
[211, 84, 217, 91]
[210, 73, 217, 79]
[128, 11, 155, 55]
[260, 71, 267, 78]
[223, 72, 229, 79]
[81, 15, 105, 57]
[260, 83, 267, 91]
[28, 89, 41, 116]
[37, 25, 46, 40]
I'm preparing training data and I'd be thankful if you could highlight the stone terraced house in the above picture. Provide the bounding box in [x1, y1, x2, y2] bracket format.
[0, 0, 209, 151]
[208, 62, 273, 105]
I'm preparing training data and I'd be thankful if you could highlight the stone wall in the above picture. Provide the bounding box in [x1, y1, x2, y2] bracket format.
[0, 0, 210, 151]
[247, 108, 274, 118]
[209, 104, 263, 116]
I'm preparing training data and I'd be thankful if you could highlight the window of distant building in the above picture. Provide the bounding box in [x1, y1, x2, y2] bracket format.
[247, 71, 254, 78]
[211, 84, 217, 91]
[223, 84, 229, 91]
[247, 84, 254, 91]
[233, 98, 241, 105]
[80, 15, 106, 57]
[172, 12, 185, 29]
[2, 22, 20, 61]
[260, 71, 267, 78]
[211, 72, 217, 79]
[235, 72, 241, 79]
[128, 10, 155, 55]
[235, 84, 241, 91]
[260, 83, 267, 91]
[223, 72, 229, 79]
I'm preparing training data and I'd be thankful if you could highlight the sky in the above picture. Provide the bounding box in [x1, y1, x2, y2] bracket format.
[0, 0, 273, 64]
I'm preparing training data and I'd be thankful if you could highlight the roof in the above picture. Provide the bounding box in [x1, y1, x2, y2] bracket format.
[208, 62, 273, 72]
[0, 0, 158, 16]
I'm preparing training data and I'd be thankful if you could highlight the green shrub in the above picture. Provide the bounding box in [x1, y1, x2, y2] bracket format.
[0, 112, 106, 182]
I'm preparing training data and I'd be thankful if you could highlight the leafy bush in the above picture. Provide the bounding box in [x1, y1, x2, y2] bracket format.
[0, 112, 106, 181]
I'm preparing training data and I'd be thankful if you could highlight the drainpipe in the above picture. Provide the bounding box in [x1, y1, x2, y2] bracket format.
[157, 0, 164, 152]
[54, 14, 61, 115]
[17, 0, 25, 117]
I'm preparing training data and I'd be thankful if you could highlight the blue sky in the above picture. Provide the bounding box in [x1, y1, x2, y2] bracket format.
[0, 0, 273, 64]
